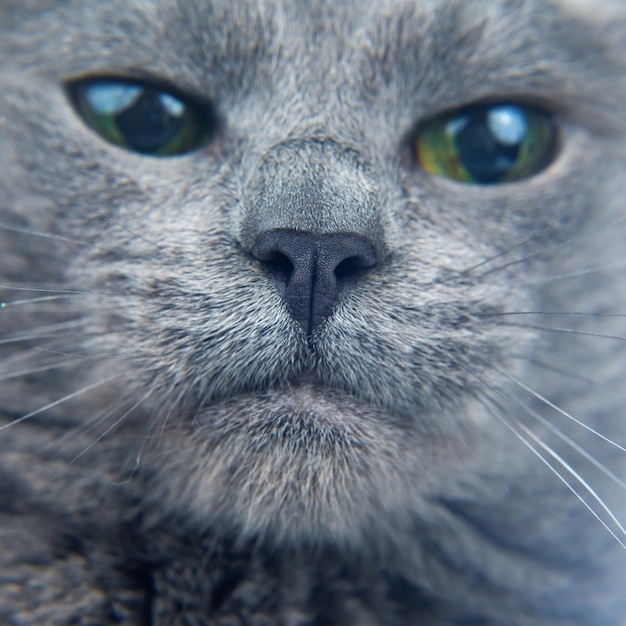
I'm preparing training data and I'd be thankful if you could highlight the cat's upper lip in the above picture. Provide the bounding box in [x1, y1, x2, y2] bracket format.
[287, 370, 325, 388]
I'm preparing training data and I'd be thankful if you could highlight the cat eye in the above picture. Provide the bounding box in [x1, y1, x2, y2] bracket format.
[66, 78, 217, 156]
[413, 103, 557, 184]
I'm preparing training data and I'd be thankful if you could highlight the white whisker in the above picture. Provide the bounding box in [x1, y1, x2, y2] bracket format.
[1, 294, 90, 308]
[473, 216, 626, 279]
[68, 390, 152, 465]
[486, 311, 626, 318]
[504, 374, 626, 453]
[512, 355, 598, 386]
[472, 369, 626, 487]
[0, 320, 89, 345]
[500, 386, 626, 492]
[0, 284, 90, 294]
[461, 232, 544, 275]
[0, 221, 86, 245]
[113, 221, 162, 250]
[483, 397, 626, 550]
[499, 322, 626, 342]
[464, 367, 626, 548]
[31, 346, 88, 357]
[0, 359, 87, 383]
[525, 260, 626, 285]
[0, 376, 118, 431]
[514, 417, 626, 545]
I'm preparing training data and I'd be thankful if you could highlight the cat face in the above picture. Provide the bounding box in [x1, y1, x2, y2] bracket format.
[1, 1, 626, 623]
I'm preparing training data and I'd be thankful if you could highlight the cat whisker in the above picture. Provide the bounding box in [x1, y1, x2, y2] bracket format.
[461, 232, 546, 275]
[472, 369, 626, 488]
[490, 379, 626, 492]
[0, 284, 91, 294]
[0, 294, 91, 308]
[0, 317, 92, 344]
[189, 385, 218, 427]
[513, 417, 626, 547]
[468, 215, 626, 279]
[0, 336, 116, 364]
[0, 358, 88, 383]
[497, 322, 626, 342]
[464, 368, 626, 546]
[31, 346, 90, 357]
[68, 391, 152, 466]
[0, 376, 118, 432]
[482, 394, 626, 550]
[485, 311, 626, 318]
[42, 399, 119, 446]
[0, 321, 89, 345]
[156, 388, 188, 446]
[523, 260, 626, 285]
[513, 355, 597, 387]
[0, 340, 80, 366]
[476, 250, 557, 279]
[0, 221, 87, 245]
[113, 221, 163, 250]
[502, 373, 626, 453]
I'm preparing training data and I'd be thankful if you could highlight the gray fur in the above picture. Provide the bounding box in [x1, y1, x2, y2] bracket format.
[1, 0, 626, 624]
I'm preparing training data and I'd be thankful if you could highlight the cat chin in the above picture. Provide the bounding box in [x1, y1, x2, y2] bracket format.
[144, 388, 462, 548]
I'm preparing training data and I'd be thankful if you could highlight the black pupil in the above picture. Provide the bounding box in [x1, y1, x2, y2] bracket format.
[108, 87, 186, 153]
[452, 106, 525, 184]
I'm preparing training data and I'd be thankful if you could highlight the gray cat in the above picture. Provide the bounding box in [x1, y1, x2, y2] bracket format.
[1, 0, 626, 624]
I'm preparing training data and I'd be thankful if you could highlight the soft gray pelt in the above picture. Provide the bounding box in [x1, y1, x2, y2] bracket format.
[1, 1, 626, 624]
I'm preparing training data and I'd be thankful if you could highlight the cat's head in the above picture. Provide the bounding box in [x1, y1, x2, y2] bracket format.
[1, 0, 626, 605]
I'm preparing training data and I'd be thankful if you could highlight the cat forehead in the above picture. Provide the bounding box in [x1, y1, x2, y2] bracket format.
[4, 0, 620, 74]
[5, 0, 622, 39]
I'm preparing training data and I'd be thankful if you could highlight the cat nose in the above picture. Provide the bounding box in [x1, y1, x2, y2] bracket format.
[251, 229, 378, 334]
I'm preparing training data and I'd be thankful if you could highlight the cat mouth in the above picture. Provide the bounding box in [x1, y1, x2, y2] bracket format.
[203, 367, 370, 428]
[279, 370, 349, 418]
[287, 370, 326, 389]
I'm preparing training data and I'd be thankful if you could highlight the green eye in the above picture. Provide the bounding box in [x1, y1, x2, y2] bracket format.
[67, 79, 217, 156]
[414, 103, 557, 184]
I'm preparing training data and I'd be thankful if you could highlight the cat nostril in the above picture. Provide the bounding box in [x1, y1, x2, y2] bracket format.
[251, 229, 378, 334]
[335, 255, 372, 282]
[259, 250, 294, 294]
